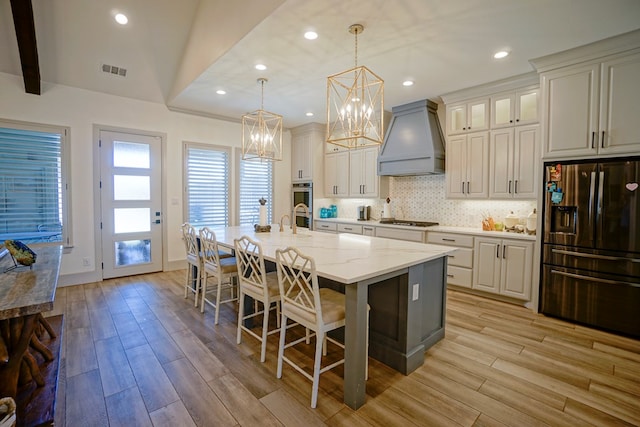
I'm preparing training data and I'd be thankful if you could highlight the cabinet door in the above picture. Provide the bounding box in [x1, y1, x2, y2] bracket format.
[468, 99, 489, 132]
[491, 93, 515, 129]
[466, 132, 489, 198]
[349, 150, 365, 195]
[599, 53, 640, 155]
[446, 104, 467, 135]
[516, 88, 539, 125]
[446, 135, 467, 198]
[513, 124, 539, 199]
[292, 133, 313, 181]
[362, 226, 375, 236]
[473, 237, 501, 293]
[361, 148, 379, 197]
[542, 64, 599, 158]
[500, 241, 533, 300]
[489, 128, 514, 198]
[325, 152, 348, 197]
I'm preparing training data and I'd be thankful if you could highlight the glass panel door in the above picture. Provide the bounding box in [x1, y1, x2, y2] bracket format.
[100, 130, 162, 278]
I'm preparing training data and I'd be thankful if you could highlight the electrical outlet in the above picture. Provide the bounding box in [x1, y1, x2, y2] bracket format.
[412, 283, 419, 301]
[82, 257, 90, 267]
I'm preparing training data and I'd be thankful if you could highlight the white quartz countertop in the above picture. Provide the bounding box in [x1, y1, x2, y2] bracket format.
[314, 218, 537, 241]
[210, 225, 455, 284]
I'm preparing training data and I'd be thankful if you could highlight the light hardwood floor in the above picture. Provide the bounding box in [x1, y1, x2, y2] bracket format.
[43, 270, 640, 426]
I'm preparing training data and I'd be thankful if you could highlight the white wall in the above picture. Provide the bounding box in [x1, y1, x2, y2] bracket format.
[0, 72, 292, 284]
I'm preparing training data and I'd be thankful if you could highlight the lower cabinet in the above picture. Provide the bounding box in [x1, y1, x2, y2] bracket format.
[337, 223, 362, 234]
[375, 226, 426, 243]
[473, 237, 533, 300]
[427, 232, 474, 288]
[314, 221, 337, 233]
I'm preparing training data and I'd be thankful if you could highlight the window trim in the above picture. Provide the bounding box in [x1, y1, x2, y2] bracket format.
[182, 141, 231, 227]
[0, 118, 72, 246]
[234, 147, 275, 226]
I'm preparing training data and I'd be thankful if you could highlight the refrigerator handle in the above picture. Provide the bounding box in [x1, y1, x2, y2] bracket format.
[597, 171, 604, 241]
[588, 171, 596, 226]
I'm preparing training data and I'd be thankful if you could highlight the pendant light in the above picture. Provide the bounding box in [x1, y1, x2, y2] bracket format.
[242, 78, 283, 161]
[327, 24, 384, 149]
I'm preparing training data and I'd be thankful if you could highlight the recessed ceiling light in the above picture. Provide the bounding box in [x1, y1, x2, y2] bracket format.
[255, 64, 267, 71]
[216, 90, 226, 95]
[494, 50, 509, 59]
[304, 31, 318, 40]
[306, 112, 314, 117]
[402, 80, 414, 87]
[115, 13, 128, 25]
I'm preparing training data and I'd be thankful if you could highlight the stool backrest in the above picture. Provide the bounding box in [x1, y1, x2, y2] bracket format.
[235, 235, 269, 298]
[275, 246, 321, 328]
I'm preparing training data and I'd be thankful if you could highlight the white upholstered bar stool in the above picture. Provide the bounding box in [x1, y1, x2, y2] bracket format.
[275, 246, 369, 408]
[234, 235, 281, 362]
[199, 227, 238, 324]
[181, 223, 202, 307]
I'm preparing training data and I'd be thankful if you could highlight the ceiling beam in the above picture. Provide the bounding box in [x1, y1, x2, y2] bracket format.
[10, 0, 41, 95]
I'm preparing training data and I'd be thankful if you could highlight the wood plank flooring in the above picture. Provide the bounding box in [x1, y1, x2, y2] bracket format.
[43, 270, 640, 426]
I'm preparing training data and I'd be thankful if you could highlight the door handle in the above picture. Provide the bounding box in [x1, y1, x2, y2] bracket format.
[467, 181, 470, 194]
[591, 131, 595, 149]
[601, 131, 605, 148]
[515, 180, 518, 194]
[551, 248, 640, 263]
[496, 244, 500, 258]
[508, 180, 512, 194]
[461, 182, 465, 194]
[502, 245, 506, 259]
[551, 269, 640, 288]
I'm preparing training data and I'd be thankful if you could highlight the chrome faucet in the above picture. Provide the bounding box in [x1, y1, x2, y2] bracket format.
[292, 203, 310, 235]
[279, 214, 291, 232]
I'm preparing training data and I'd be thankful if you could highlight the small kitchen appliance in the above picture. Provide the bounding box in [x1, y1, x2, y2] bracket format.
[357, 205, 370, 221]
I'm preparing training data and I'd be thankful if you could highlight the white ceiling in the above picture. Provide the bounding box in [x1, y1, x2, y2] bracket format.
[2, 0, 640, 128]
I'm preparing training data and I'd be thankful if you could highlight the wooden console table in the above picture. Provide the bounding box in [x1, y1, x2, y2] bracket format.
[0, 245, 62, 426]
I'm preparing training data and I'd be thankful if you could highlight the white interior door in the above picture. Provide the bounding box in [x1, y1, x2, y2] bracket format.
[100, 130, 162, 279]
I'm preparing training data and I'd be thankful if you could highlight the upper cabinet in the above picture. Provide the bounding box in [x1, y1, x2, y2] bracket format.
[532, 31, 640, 159]
[446, 132, 489, 199]
[489, 125, 539, 199]
[490, 88, 539, 129]
[323, 146, 388, 198]
[446, 98, 489, 135]
[349, 148, 381, 197]
[291, 123, 325, 183]
[324, 151, 349, 197]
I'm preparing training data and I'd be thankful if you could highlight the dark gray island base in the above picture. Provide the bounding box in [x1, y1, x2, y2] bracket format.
[323, 256, 446, 381]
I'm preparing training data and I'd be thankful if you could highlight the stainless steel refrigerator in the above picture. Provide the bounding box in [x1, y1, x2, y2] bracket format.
[541, 158, 640, 338]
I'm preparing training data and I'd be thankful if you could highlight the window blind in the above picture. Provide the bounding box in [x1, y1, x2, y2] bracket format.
[0, 127, 63, 241]
[185, 145, 229, 228]
[239, 160, 273, 225]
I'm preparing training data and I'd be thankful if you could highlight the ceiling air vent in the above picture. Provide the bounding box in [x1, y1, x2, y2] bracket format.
[101, 63, 127, 77]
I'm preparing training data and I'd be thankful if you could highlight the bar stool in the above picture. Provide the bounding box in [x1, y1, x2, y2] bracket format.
[234, 235, 281, 362]
[199, 227, 238, 324]
[181, 223, 202, 307]
[275, 246, 369, 408]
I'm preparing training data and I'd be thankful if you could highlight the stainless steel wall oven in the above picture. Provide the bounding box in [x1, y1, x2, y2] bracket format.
[292, 182, 312, 229]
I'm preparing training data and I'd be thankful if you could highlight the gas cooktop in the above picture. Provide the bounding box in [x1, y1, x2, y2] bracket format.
[379, 219, 439, 227]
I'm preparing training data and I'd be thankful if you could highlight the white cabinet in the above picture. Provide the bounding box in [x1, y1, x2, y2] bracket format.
[337, 223, 362, 234]
[473, 237, 533, 300]
[349, 148, 380, 197]
[446, 98, 489, 135]
[314, 221, 337, 233]
[324, 152, 349, 197]
[427, 232, 474, 288]
[491, 88, 539, 129]
[292, 131, 313, 181]
[362, 225, 375, 236]
[375, 226, 426, 243]
[489, 124, 539, 199]
[446, 132, 489, 199]
[541, 52, 640, 158]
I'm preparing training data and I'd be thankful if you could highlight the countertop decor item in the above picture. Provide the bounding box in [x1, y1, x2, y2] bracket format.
[481, 212, 495, 231]
[3, 240, 37, 272]
[526, 208, 537, 235]
[504, 211, 519, 230]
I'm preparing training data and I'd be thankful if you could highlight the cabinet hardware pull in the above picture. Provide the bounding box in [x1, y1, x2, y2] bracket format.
[516, 118, 520, 122]
[601, 131, 605, 148]
[467, 181, 470, 194]
[443, 238, 455, 242]
[345, 227, 352, 230]
[510, 120, 513, 123]
[591, 132, 595, 149]
[447, 274, 454, 278]
[508, 180, 512, 194]
[503, 245, 506, 259]
[496, 245, 500, 258]
[461, 182, 465, 193]
[515, 180, 518, 194]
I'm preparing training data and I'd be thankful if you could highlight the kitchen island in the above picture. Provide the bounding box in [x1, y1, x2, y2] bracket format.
[210, 225, 455, 409]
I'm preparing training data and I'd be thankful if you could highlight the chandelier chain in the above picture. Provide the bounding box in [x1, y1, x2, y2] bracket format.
[354, 27, 358, 68]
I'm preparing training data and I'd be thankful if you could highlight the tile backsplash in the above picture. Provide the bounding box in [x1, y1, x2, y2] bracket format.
[315, 175, 536, 227]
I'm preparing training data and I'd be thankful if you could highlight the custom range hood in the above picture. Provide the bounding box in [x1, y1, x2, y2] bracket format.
[377, 99, 445, 176]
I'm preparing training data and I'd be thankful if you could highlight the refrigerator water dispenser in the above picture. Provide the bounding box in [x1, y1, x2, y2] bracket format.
[550, 206, 576, 233]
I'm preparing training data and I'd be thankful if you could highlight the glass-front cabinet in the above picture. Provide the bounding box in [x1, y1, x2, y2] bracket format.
[491, 88, 539, 129]
[446, 98, 489, 135]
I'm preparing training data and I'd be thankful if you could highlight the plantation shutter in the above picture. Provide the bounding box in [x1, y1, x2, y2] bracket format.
[0, 127, 63, 240]
[239, 160, 273, 225]
[185, 145, 229, 228]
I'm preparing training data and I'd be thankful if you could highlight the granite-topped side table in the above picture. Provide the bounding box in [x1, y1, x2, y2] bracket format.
[0, 245, 62, 426]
